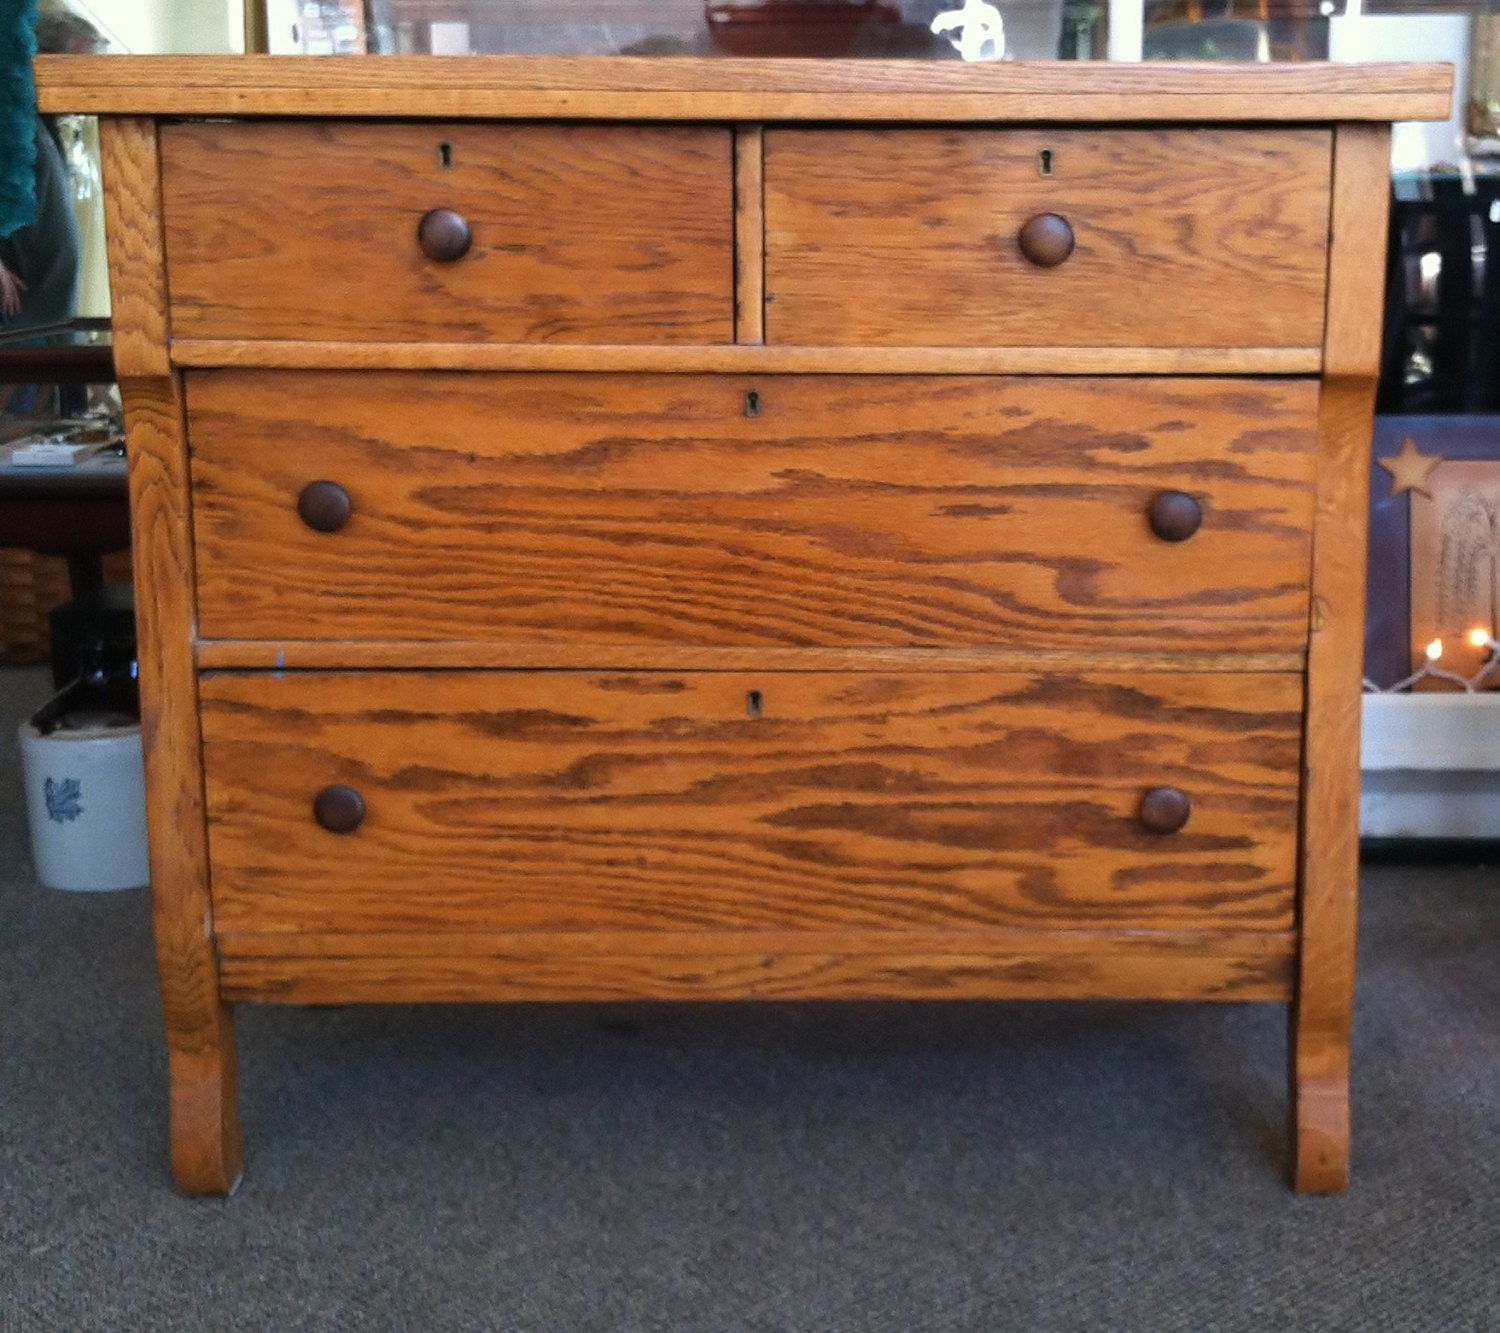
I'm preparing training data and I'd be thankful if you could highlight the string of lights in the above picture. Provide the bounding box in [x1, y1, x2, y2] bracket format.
[1363, 628, 1500, 693]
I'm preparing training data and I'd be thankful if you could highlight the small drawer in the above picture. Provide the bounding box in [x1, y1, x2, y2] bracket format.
[763, 128, 1331, 348]
[159, 121, 734, 344]
[187, 370, 1319, 653]
[201, 669, 1301, 939]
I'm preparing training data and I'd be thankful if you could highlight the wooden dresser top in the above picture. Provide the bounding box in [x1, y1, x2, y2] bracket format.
[35, 55, 1452, 123]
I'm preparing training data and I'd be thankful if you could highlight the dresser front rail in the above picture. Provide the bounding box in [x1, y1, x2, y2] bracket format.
[214, 929, 1296, 1005]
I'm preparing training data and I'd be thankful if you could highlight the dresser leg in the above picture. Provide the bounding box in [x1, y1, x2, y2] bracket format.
[165, 1001, 244, 1196]
[1288, 1001, 1351, 1193]
[1284, 123, 1392, 1195]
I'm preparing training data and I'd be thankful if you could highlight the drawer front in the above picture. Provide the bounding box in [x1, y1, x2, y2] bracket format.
[201, 670, 1302, 938]
[159, 122, 734, 344]
[188, 371, 1319, 652]
[764, 128, 1331, 348]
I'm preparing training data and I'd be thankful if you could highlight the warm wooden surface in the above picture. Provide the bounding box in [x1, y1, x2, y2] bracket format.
[116, 374, 243, 1197]
[734, 125, 765, 345]
[216, 929, 1296, 1005]
[101, 114, 242, 1198]
[34, 55, 1454, 123]
[1293, 123, 1392, 1195]
[188, 371, 1319, 651]
[97, 120, 168, 379]
[70, 63, 1439, 1193]
[103, 114, 241, 1197]
[193, 641, 1308, 673]
[199, 669, 1303, 939]
[167, 341, 1324, 375]
[159, 121, 734, 344]
[765, 128, 1331, 348]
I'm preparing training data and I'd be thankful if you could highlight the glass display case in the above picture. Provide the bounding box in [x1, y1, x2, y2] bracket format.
[255, 0, 1351, 61]
[358, 0, 1069, 58]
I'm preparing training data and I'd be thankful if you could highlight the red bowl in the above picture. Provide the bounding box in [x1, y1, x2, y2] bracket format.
[705, 1, 902, 58]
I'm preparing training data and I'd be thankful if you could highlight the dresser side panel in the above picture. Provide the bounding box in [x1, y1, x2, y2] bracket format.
[98, 118, 169, 379]
[117, 371, 243, 1196]
[1295, 121, 1393, 1194]
[99, 116, 242, 1196]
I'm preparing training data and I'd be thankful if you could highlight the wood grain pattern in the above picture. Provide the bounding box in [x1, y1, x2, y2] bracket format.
[216, 928, 1296, 1004]
[159, 121, 733, 344]
[187, 372, 1320, 652]
[118, 374, 242, 1196]
[96, 119, 168, 379]
[167, 341, 1325, 375]
[34, 55, 1455, 123]
[1292, 123, 1392, 1195]
[735, 125, 765, 345]
[199, 669, 1303, 939]
[192, 641, 1307, 674]
[765, 128, 1332, 348]
[73, 65, 1437, 1192]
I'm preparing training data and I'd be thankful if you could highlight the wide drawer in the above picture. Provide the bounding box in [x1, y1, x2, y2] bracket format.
[200, 670, 1302, 938]
[763, 128, 1331, 348]
[187, 371, 1319, 652]
[159, 121, 734, 344]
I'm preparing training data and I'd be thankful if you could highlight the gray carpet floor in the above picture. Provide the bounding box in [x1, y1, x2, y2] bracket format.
[1, 663, 1497, 1331]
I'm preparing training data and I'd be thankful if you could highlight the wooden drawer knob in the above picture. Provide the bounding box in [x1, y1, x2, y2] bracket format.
[313, 784, 366, 834]
[1017, 213, 1075, 267]
[297, 480, 353, 533]
[417, 207, 472, 262]
[1138, 786, 1191, 835]
[1148, 491, 1203, 543]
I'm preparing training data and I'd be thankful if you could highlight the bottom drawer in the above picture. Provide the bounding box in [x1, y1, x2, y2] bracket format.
[201, 670, 1302, 943]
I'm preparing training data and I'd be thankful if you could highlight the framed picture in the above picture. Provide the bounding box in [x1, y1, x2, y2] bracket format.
[1367, 417, 1500, 691]
[254, 1, 370, 54]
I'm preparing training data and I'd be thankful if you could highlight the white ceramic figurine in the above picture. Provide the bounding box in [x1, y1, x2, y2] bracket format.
[930, 0, 1006, 62]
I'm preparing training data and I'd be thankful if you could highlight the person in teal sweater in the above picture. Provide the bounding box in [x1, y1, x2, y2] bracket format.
[1, 5, 102, 333]
[0, 0, 40, 319]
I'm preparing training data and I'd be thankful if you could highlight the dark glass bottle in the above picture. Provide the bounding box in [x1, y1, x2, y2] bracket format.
[31, 637, 139, 736]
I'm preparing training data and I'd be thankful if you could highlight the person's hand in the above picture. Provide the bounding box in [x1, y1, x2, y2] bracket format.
[0, 262, 25, 319]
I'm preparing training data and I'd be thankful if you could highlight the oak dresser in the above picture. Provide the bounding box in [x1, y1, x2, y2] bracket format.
[35, 55, 1451, 1194]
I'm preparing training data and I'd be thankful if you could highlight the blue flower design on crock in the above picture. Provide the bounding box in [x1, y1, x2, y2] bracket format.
[44, 776, 83, 823]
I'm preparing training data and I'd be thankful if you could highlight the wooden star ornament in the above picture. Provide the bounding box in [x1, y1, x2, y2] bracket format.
[1379, 436, 1442, 498]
